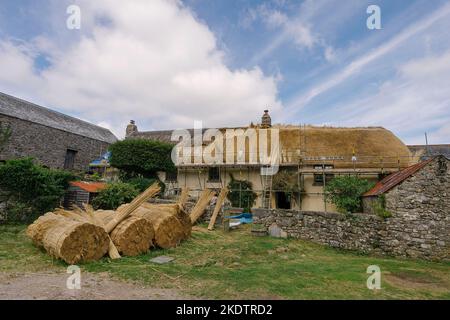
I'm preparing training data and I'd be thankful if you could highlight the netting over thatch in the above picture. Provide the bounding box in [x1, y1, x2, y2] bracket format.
[278, 126, 412, 168]
[174, 126, 412, 168]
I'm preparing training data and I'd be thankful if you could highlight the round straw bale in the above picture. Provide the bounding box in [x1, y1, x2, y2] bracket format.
[26, 212, 70, 247]
[95, 210, 154, 256]
[41, 219, 109, 264]
[133, 205, 186, 249]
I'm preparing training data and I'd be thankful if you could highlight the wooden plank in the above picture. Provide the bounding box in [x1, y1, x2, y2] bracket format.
[207, 188, 229, 231]
[190, 189, 215, 224]
[177, 187, 190, 208]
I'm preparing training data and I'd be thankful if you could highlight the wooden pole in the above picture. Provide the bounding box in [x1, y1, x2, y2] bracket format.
[105, 183, 160, 233]
[207, 187, 229, 230]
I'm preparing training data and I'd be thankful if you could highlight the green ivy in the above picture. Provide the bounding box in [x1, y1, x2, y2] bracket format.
[227, 174, 257, 212]
[372, 194, 392, 219]
[0, 122, 12, 152]
[324, 175, 374, 214]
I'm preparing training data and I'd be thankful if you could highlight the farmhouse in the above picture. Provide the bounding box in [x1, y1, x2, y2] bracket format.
[126, 111, 414, 212]
[0, 92, 117, 170]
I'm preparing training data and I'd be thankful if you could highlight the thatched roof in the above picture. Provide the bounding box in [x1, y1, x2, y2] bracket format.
[136, 124, 412, 169]
[278, 126, 412, 168]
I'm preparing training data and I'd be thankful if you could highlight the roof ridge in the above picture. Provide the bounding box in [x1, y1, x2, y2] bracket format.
[0, 92, 112, 134]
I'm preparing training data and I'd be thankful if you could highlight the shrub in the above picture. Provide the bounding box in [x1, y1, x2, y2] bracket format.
[92, 182, 139, 210]
[324, 176, 374, 214]
[109, 139, 175, 178]
[227, 174, 257, 212]
[126, 177, 156, 192]
[0, 158, 74, 222]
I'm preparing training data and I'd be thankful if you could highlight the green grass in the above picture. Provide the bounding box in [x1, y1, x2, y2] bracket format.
[1, 224, 449, 299]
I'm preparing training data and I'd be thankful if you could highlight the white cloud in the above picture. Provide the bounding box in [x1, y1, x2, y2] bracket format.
[244, 2, 326, 65]
[331, 50, 450, 144]
[0, 0, 282, 138]
[284, 1, 450, 120]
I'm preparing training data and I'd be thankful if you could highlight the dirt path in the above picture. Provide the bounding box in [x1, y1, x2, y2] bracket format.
[0, 272, 189, 300]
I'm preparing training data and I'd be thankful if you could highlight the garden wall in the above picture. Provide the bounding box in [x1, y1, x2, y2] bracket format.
[252, 208, 449, 262]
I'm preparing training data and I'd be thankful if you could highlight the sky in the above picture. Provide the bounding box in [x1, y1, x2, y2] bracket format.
[0, 0, 449, 144]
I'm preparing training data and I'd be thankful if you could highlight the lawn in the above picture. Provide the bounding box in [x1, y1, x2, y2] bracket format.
[0, 224, 449, 299]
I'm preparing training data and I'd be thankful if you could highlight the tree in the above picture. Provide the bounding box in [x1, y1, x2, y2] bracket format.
[227, 174, 257, 212]
[0, 158, 74, 221]
[0, 122, 12, 152]
[109, 139, 175, 178]
[324, 176, 374, 214]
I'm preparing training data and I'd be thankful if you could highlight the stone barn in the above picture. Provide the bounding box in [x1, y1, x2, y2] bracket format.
[363, 155, 449, 260]
[0, 92, 117, 171]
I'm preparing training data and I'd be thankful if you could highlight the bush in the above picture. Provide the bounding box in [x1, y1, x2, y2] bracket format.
[227, 174, 257, 212]
[125, 177, 156, 192]
[92, 182, 139, 210]
[0, 158, 74, 222]
[109, 139, 175, 178]
[324, 176, 374, 214]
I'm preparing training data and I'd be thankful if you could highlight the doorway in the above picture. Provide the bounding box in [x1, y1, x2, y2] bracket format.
[275, 192, 291, 209]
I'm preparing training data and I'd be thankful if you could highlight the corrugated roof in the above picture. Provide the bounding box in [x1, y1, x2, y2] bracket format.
[0, 92, 117, 143]
[363, 158, 433, 196]
[70, 181, 107, 193]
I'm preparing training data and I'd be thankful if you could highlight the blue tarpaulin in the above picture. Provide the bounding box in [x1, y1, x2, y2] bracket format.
[89, 151, 111, 167]
[226, 213, 253, 225]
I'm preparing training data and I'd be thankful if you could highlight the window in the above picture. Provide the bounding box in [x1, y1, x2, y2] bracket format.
[64, 149, 77, 170]
[208, 167, 221, 182]
[313, 173, 335, 186]
[313, 164, 334, 170]
[166, 170, 178, 182]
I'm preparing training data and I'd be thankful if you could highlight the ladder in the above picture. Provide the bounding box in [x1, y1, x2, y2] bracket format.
[262, 169, 273, 209]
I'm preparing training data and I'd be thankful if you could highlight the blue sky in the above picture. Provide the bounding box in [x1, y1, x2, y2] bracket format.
[0, 0, 449, 144]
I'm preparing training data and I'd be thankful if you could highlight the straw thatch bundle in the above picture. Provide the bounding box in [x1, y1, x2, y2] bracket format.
[26, 212, 109, 264]
[132, 203, 191, 249]
[95, 210, 155, 256]
[56, 207, 121, 259]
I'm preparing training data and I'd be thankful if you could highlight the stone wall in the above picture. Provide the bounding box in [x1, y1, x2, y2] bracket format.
[253, 208, 448, 262]
[0, 114, 110, 171]
[253, 209, 385, 253]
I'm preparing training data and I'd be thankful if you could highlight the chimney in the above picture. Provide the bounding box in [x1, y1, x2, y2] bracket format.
[261, 109, 272, 128]
[126, 120, 138, 138]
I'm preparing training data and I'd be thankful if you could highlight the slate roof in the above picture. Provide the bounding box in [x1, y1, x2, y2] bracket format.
[0, 92, 117, 143]
[408, 144, 450, 160]
[363, 158, 434, 196]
